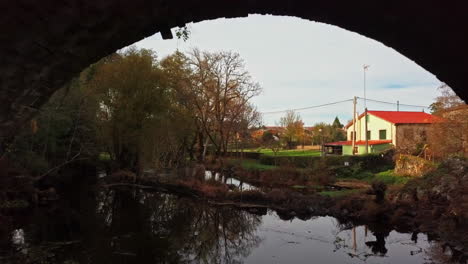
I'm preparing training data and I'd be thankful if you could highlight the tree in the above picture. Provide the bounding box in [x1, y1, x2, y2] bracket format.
[87, 47, 173, 174]
[184, 49, 262, 158]
[427, 84, 467, 159]
[229, 103, 262, 152]
[261, 130, 281, 155]
[159, 51, 201, 161]
[429, 84, 465, 113]
[332, 116, 343, 128]
[279, 110, 304, 149]
[7, 78, 99, 177]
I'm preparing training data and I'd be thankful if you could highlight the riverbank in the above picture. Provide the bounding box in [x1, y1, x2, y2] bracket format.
[100, 156, 468, 262]
[1, 154, 467, 263]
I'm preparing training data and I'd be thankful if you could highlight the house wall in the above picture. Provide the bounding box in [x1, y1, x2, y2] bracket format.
[370, 143, 392, 153]
[342, 143, 391, 155]
[347, 113, 394, 141]
[343, 145, 353, 155]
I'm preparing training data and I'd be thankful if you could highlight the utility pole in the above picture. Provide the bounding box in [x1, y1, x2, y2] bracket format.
[397, 100, 400, 111]
[364, 107, 369, 154]
[363, 65, 370, 108]
[352, 96, 357, 155]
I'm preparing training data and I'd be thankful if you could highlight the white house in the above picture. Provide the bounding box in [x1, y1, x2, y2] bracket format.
[325, 110, 441, 155]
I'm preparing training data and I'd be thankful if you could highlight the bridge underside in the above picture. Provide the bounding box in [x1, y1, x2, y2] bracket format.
[1, 1, 467, 141]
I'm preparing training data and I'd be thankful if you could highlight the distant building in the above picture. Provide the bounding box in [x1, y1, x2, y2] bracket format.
[324, 110, 442, 155]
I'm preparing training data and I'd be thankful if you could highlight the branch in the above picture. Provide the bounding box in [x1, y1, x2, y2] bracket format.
[35, 151, 84, 181]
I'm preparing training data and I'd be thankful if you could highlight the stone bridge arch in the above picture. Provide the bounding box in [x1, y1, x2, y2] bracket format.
[1, 0, 467, 143]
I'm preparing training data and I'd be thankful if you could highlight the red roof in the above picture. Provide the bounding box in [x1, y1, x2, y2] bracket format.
[324, 140, 392, 146]
[345, 110, 442, 128]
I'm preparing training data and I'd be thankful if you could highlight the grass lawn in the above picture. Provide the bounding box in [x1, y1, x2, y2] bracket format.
[365, 170, 411, 185]
[228, 158, 278, 170]
[319, 189, 361, 197]
[336, 169, 411, 186]
[241, 148, 321, 157]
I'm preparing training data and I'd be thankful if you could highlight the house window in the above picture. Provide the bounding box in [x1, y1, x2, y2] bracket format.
[379, 129, 387, 140]
[366, 130, 371, 140]
[350, 131, 356, 141]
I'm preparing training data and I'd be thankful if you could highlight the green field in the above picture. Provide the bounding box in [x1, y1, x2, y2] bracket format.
[231, 159, 278, 170]
[242, 148, 321, 157]
[364, 170, 411, 185]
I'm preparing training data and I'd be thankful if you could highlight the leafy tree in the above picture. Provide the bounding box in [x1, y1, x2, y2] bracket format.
[159, 51, 201, 161]
[8, 76, 99, 176]
[261, 130, 281, 155]
[87, 47, 173, 173]
[312, 121, 346, 145]
[175, 25, 191, 42]
[332, 116, 343, 128]
[279, 110, 304, 149]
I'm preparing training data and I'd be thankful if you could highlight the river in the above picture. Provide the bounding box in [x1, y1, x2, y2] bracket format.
[2, 184, 456, 264]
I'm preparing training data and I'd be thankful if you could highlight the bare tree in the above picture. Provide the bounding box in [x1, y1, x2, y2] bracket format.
[186, 49, 262, 158]
[430, 84, 465, 113]
[426, 84, 467, 159]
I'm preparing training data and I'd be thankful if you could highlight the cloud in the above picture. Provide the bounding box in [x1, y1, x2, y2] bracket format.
[133, 14, 442, 126]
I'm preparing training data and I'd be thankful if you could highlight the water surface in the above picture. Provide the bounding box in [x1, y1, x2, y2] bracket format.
[4, 188, 452, 264]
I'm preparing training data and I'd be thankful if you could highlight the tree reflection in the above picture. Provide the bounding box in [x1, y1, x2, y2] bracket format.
[332, 221, 391, 261]
[94, 188, 262, 263]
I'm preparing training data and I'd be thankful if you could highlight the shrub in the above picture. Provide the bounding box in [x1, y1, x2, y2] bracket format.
[370, 181, 387, 203]
[110, 170, 136, 182]
[265, 188, 288, 203]
[259, 153, 393, 172]
[198, 184, 228, 198]
[227, 190, 266, 202]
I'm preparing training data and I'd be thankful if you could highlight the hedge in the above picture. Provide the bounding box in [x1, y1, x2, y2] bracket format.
[259, 152, 393, 171]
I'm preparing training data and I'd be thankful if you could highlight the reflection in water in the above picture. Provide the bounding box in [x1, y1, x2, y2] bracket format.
[2, 187, 463, 264]
[92, 189, 262, 263]
[11, 229, 25, 246]
[205, 171, 257, 191]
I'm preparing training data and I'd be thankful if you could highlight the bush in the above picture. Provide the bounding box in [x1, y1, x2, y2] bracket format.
[110, 170, 136, 182]
[199, 184, 228, 198]
[259, 153, 393, 171]
[370, 181, 387, 203]
[226, 190, 266, 202]
[265, 189, 288, 203]
[11, 151, 49, 177]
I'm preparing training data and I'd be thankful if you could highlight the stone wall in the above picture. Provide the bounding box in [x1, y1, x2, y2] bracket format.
[395, 124, 430, 153]
[394, 154, 435, 177]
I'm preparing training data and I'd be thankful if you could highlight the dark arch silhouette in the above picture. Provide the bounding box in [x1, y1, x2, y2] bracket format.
[1, 0, 467, 143]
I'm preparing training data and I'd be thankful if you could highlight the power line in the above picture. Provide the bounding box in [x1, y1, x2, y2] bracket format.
[356, 97, 430, 109]
[260, 96, 430, 115]
[261, 99, 353, 115]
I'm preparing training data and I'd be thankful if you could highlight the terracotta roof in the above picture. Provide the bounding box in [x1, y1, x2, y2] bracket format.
[345, 110, 442, 128]
[324, 140, 392, 146]
[264, 126, 283, 130]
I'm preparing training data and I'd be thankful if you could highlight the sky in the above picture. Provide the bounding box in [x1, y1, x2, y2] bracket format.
[133, 14, 442, 126]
